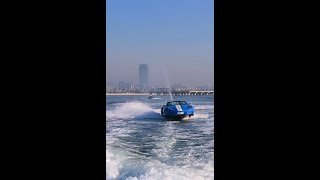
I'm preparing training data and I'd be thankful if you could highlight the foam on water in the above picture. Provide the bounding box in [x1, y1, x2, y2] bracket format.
[106, 102, 163, 120]
[106, 99, 214, 180]
[191, 113, 209, 119]
[106, 101, 210, 120]
[106, 149, 121, 179]
[194, 105, 214, 111]
[106, 148, 214, 180]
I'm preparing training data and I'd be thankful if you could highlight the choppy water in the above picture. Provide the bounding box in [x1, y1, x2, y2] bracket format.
[106, 95, 214, 180]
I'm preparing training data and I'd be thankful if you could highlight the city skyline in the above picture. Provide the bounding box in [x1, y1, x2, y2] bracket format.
[107, 63, 213, 88]
[106, 80, 213, 90]
[106, 0, 214, 87]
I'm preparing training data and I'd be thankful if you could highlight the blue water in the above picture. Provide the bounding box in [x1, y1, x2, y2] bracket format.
[106, 95, 214, 180]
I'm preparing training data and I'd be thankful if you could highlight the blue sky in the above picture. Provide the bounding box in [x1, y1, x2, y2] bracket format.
[107, 0, 214, 87]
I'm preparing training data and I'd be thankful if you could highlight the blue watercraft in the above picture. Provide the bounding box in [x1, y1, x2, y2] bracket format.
[161, 101, 195, 120]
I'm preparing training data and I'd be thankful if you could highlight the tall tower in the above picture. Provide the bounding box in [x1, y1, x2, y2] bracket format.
[139, 64, 148, 89]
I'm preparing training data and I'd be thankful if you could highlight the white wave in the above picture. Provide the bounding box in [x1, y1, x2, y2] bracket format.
[191, 113, 210, 119]
[106, 148, 214, 180]
[106, 149, 120, 179]
[124, 164, 214, 180]
[135, 111, 163, 120]
[106, 101, 212, 120]
[194, 105, 214, 111]
[152, 123, 177, 160]
[106, 102, 163, 120]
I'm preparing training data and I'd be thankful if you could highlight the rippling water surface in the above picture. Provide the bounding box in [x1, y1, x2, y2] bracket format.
[106, 95, 214, 180]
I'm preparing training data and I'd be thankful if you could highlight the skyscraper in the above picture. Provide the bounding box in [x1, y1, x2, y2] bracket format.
[139, 64, 148, 89]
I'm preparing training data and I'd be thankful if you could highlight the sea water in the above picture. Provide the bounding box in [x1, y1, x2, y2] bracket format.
[106, 95, 214, 180]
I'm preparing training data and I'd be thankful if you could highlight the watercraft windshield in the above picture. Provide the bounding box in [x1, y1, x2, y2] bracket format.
[166, 101, 187, 106]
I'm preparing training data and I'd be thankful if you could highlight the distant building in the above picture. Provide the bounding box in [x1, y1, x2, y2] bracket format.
[139, 64, 148, 89]
[172, 83, 188, 89]
[155, 87, 171, 92]
[118, 81, 132, 90]
[106, 82, 118, 92]
[196, 85, 210, 90]
[133, 84, 139, 89]
[106, 82, 117, 90]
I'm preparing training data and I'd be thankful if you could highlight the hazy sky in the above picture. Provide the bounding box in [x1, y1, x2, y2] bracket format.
[107, 0, 214, 87]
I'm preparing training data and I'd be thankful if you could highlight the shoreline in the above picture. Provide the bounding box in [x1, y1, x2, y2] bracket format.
[106, 93, 150, 96]
[106, 93, 213, 96]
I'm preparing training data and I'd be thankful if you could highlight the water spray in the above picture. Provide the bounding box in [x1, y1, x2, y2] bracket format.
[162, 66, 173, 101]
